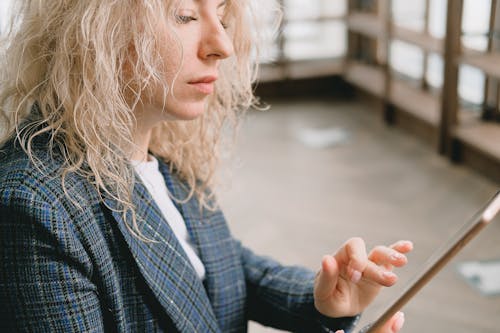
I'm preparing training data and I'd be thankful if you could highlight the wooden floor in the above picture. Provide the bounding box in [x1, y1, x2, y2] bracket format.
[217, 96, 500, 333]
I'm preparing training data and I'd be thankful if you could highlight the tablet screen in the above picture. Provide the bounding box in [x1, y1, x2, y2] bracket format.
[359, 191, 500, 333]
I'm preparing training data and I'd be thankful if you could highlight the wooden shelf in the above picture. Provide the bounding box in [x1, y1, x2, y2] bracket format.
[258, 64, 285, 82]
[284, 14, 346, 24]
[344, 62, 386, 97]
[286, 58, 344, 79]
[344, 1, 500, 182]
[347, 12, 383, 39]
[258, 59, 344, 82]
[389, 79, 441, 126]
[460, 50, 500, 79]
[392, 25, 443, 54]
[454, 121, 500, 161]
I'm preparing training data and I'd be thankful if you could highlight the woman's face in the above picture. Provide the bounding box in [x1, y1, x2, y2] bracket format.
[137, 0, 233, 127]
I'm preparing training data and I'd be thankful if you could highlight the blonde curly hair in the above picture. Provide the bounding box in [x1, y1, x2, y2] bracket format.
[0, 0, 278, 238]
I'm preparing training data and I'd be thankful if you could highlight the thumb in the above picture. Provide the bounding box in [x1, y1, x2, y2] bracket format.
[314, 255, 340, 301]
[388, 312, 405, 332]
[376, 312, 405, 333]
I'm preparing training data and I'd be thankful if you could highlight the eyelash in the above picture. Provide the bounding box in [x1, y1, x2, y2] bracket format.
[175, 15, 228, 29]
[176, 15, 197, 24]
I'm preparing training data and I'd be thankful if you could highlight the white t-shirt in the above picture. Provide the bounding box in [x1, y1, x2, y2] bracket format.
[132, 156, 206, 280]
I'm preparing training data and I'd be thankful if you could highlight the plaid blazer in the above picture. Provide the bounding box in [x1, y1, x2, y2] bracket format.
[0, 136, 358, 333]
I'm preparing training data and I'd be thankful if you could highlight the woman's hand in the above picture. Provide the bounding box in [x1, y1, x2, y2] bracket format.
[335, 312, 406, 333]
[314, 238, 413, 318]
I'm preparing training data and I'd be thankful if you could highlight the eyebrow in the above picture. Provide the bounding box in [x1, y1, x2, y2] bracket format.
[194, 0, 227, 8]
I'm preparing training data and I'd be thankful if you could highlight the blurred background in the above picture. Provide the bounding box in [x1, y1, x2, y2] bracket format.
[1, 1, 499, 332]
[220, 1, 500, 332]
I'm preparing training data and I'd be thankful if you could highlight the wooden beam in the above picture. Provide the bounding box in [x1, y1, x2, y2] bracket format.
[392, 25, 444, 54]
[389, 79, 440, 126]
[460, 50, 500, 79]
[439, 0, 463, 155]
[421, 0, 431, 90]
[482, 0, 498, 117]
[344, 61, 386, 97]
[381, 0, 393, 123]
[347, 12, 383, 39]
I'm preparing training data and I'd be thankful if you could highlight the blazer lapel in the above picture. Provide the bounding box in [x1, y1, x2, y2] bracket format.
[104, 177, 220, 333]
[158, 161, 247, 332]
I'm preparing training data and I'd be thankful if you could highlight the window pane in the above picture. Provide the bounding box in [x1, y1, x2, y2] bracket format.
[390, 40, 424, 80]
[462, 0, 491, 51]
[284, 21, 346, 60]
[426, 53, 444, 88]
[284, 0, 346, 20]
[392, 0, 426, 31]
[459, 65, 485, 105]
[429, 0, 447, 38]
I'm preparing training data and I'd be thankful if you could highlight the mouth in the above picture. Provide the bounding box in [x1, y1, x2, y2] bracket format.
[188, 75, 217, 95]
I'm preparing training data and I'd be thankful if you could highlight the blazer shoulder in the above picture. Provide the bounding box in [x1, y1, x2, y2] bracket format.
[1, 138, 59, 186]
[0, 138, 104, 257]
[0, 137, 96, 209]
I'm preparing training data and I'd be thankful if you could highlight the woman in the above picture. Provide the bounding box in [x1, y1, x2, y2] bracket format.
[0, 1, 412, 332]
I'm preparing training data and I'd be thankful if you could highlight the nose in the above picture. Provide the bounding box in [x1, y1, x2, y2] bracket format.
[199, 20, 234, 60]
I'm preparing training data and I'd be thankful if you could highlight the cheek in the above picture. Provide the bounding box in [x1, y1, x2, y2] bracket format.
[160, 51, 181, 84]
[157, 25, 185, 79]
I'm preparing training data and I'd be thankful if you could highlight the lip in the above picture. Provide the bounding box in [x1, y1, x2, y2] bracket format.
[188, 75, 217, 94]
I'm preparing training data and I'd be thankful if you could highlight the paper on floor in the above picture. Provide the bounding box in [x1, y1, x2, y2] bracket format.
[457, 260, 500, 296]
[295, 127, 351, 149]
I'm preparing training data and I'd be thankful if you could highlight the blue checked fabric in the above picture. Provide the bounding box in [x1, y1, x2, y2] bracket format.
[0, 135, 359, 332]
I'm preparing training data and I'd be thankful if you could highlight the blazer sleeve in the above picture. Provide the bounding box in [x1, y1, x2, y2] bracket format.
[0, 187, 105, 332]
[240, 245, 360, 333]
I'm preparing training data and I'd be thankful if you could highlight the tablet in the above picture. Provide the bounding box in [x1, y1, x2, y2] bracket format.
[359, 190, 500, 333]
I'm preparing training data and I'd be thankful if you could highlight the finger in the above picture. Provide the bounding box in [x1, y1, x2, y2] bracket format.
[361, 260, 398, 287]
[369, 246, 408, 268]
[379, 312, 405, 333]
[336, 237, 368, 283]
[314, 255, 340, 301]
[391, 312, 405, 332]
[390, 240, 413, 254]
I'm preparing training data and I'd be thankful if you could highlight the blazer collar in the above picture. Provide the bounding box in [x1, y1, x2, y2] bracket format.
[104, 171, 220, 333]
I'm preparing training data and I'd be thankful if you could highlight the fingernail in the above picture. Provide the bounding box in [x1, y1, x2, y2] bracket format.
[383, 271, 397, 280]
[402, 240, 414, 248]
[393, 312, 405, 331]
[351, 270, 362, 283]
[391, 253, 405, 261]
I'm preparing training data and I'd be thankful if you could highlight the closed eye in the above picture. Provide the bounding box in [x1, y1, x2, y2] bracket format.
[176, 15, 197, 24]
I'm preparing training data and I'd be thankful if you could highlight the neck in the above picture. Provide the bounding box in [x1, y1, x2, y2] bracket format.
[131, 125, 152, 162]
[131, 103, 167, 161]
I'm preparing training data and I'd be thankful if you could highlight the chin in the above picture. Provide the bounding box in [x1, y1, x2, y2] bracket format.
[167, 104, 206, 121]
